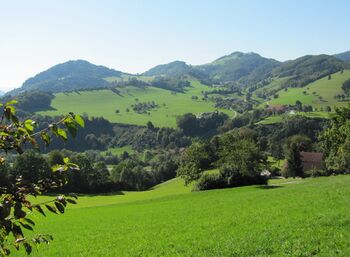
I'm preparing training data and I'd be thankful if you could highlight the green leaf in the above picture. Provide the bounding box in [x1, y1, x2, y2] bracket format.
[74, 114, 85, 128]
[63, 157, 69, 164]
[12, 224, 24, 239]
[24, 119, 35, 132]
[24, 218, 35, 226]
[20, 222, 33, 231]
[45, 204, 57, 214]
[65, 122, 78, 138]
[54, 202, 65, 213]
[66, 199, 77, 204]
[40, 132, 51, 146]
[33, 205, 46, 216]
[57, 128, 67, 141]
[23, 242, 32, 255]
[51, 164, 65, 172]
[6, 99, 18, 105]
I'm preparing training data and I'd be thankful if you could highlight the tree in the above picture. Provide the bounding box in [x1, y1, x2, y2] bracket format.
[12, 150, 51, 183]
[319, 105, 350, 173]
[217, 130, 266, 179]
[0, 100, 84, 256]
[295, 100, 303, 111]
[342, 79, 350, 95]
[283, 135, 312, 178]
[146, 121, 155, 130]
[176, 113, 198, 136]
[177, 141, 215, 184]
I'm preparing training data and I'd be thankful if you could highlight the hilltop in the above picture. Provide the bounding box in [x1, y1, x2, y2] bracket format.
[195, 51, 280, 84]
[334, 50, 350, 61]
[7, 60, 125, 95]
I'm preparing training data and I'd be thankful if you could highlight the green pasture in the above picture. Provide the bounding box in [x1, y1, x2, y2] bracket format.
[268, 70, 350, 108]
[256, 111, 331, 125]
[101, 146, 134, 156]
[14, 175, 350, 256]
[38, 80, 234, 127]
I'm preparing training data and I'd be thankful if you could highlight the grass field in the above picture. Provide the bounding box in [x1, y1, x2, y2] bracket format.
[101, 146, 134, 156]
[38, 80, 234, 127]
[268, 70, 350, 108]
[14, 175, 350, 256]
[256, 111, 331, 125]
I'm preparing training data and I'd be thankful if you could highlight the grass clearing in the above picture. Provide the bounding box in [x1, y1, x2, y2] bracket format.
[268, 70, 350, 108]
[16, 175, 350, 256]
[101, 146, 134, 156]
[38, 80, 234, 127]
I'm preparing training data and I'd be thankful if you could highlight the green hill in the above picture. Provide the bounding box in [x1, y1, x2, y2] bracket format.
[271, 54, 345, 88]
[38, 80, 234, 127]
[267, 70, 350, 108]
[142, 60, 191, 77]
[334, 50, 350, 62]
[15, 175, 350, 256]
[7, 60, 125, 95]
[195, 51, 280, 84]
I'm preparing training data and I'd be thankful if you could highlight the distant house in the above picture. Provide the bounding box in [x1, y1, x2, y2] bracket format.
[300, 152, 324, 171]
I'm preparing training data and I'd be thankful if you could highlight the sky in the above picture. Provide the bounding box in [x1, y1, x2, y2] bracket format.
[0, 0, 350, 92]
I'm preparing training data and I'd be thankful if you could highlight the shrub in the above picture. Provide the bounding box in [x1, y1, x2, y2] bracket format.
[304, 168, 329, 177]
[269, 166, 281, 177]
[194, 173, 227, 191]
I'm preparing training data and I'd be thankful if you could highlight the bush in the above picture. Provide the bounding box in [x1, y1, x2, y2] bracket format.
[194, 173, 227, 191]
[227, 172, 268, 187]
[220, 165, 268, 187]
[270, 166, 281, 177]
[194, 169, 268, 191]
[304, 168, 329, 177]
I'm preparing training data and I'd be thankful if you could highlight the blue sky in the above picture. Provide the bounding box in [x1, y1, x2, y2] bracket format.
[1, 0, 349, 91]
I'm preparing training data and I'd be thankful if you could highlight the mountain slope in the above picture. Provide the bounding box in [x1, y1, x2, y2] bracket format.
[271, 54, 345, 88]
[267, 70, 350, 108]
[195, 52, 280, 84]
[334, 50, 350, 62]
[8, 60, 124, 95]
[142, 61, 191, 77]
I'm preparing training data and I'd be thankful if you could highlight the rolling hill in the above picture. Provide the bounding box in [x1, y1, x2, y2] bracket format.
[13, 175, 350, 256]
[7, 60, 125, 95]
[38, 80, 234, 127]
[194, 51, 280, 84]
[4, 51, 349, 128]
[334, 50, 350, 62]
[142, 60, 191, 77]
[271, 54, 345, 88]
[267, 70, 350, 109]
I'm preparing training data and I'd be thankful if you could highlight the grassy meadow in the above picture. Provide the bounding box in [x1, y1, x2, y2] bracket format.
[268, 70, 350, 108]
[13, 175, 350, 256]
[38, 80, 234, 127]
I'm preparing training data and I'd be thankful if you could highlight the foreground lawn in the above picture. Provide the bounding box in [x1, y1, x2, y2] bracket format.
[16, 175, 350, 256]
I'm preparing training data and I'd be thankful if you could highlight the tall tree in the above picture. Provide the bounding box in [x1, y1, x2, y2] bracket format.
[319, 105, 350, 173]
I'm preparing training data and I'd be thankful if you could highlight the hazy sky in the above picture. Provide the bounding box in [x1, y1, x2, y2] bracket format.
[1, 0, 349, 91]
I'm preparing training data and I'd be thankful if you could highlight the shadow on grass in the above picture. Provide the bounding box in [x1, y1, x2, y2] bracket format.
[256, 185, 283, 190]
[45, 191, 125, 197]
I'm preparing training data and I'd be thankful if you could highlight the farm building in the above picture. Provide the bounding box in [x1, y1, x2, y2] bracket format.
[300, 151, 324, 171]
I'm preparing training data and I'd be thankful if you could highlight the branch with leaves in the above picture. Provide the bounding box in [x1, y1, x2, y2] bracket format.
[0, 100, 84, 256]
